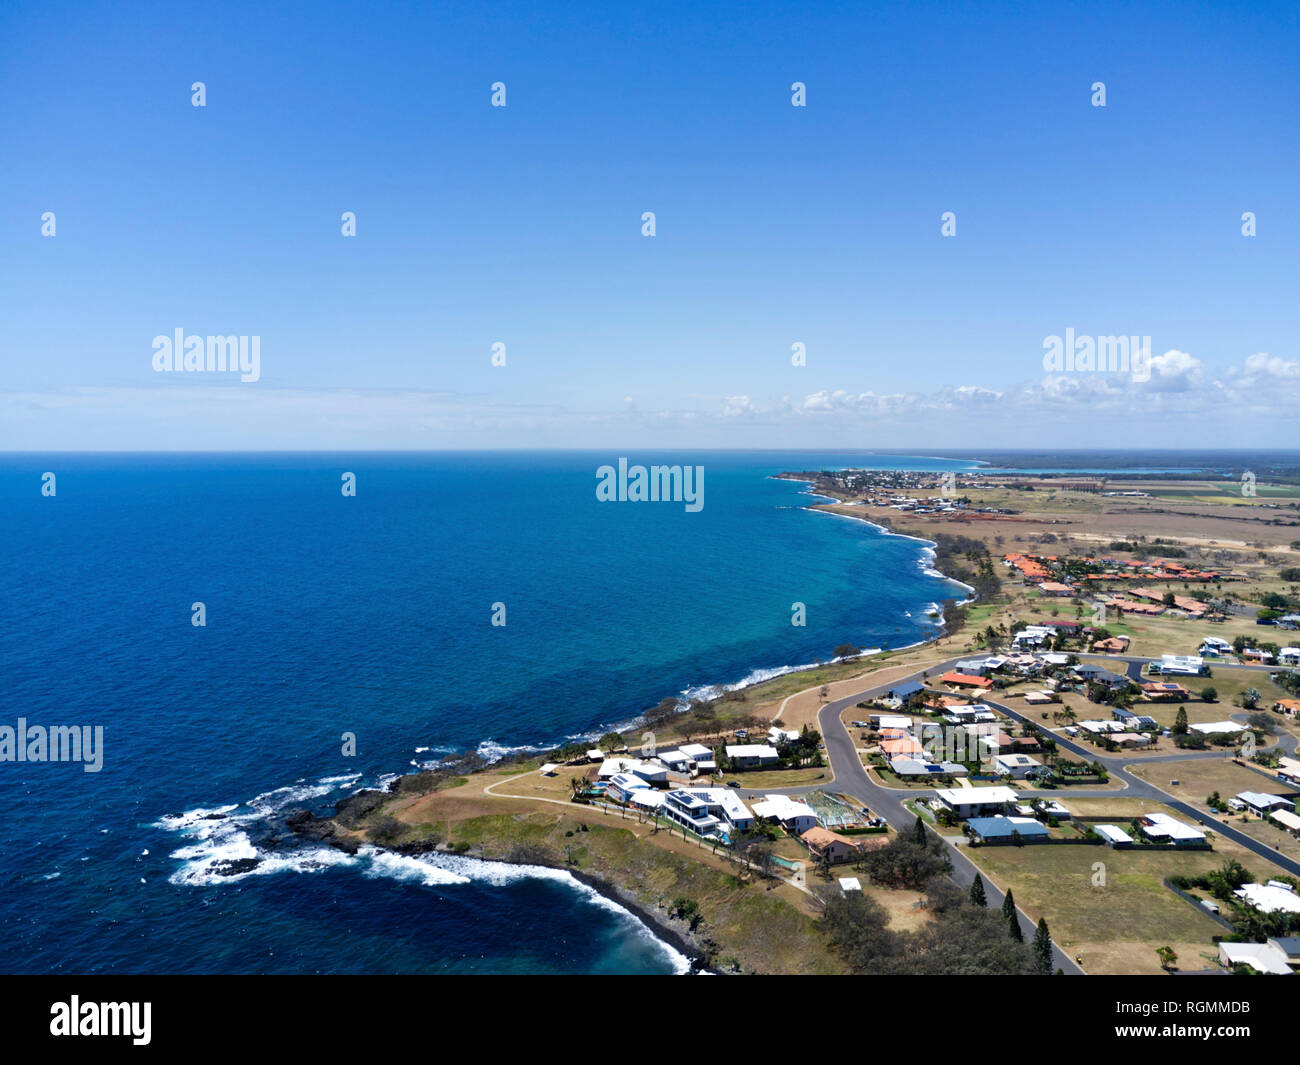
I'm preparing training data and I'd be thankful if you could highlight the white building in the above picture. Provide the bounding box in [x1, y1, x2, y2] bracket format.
[993, 753, 1042, 779]
[1139, 812, 1206, 845]
[1160, 654, 1206, 676]
[1236, 882, 1300, 915]
[750, 794, 820, 833]
[1219, 941, 1293, 975]
[1095, 824, 1134, 847]
[662, 788, 755, 838]
[1279, 647, 1300, 666]
[935, 786, 1018, 819]
[725, 744, 780, 769]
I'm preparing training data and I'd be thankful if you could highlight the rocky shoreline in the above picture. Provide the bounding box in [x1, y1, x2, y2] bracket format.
[284, 797, 717, 974]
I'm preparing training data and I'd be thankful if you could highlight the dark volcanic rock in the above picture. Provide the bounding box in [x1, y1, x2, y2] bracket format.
[211, 857, 260, 876]
[333, 790, 387, 827]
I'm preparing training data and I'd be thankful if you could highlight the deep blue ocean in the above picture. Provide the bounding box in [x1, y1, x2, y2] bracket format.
[0, 450, 973, 974]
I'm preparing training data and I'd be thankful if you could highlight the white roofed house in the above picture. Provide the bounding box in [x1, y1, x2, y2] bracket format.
[725, 744, 780, 769]
[678, 742, 718, 775]
[750, 794, 821, 834]
[993, 753, 1042, 779]
[1279, 647, 1300, 666]
[661, 788, 754, 839]
[606, 773, 650, 804]
[935, 786, 1018, 819]
[1160, 654, 1206, 676]
[1236, 881, 1300, 916]
[767, 726, 801, 747]
[1138, 812, 1206, 846]
[1235, 791, 1293, 817]
[655, 749, 693, 774]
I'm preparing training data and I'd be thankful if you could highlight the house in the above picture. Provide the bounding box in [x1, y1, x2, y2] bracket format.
[606, 773, 651, 804]
[1275, 699, 1300, 719]
[1138, 812, 1206, 846]
[935, 786, 1018, 819]
[678, 743, 717, 774]
[890, 755, 968, 779]
[1095, 824, 1134, 848]
[749, 794, 820, 833]
[1236, 882, 1300, 915]
[1188, 721, 1246, 737]
[1270, 809, 1300, 838]
[1243, 648, 1275, 664]
[966, 816, 1050, 844]
[1092, 635, 1130, 653]
[870, 714, 913, 731]
[1037, 582, 1076, 597]
[838, 877, 862, 894]
[1277, 757, 1300, 788]
[942, 703, 998, 725]
[1160, 654, 1207, 676]
[954, 658, 992, 676]
[656, 749, 693, 773]
[1198, 636, 1233, 657]
[1113, 708, 1158, 729]
[767, 727, 801, 748]
[1278, 647, 1300, 666]
[662, 788, 754, 837]
[801, 827, 863, 864]
[887, 680, 926, 702]
[1011, 625, 1055, 650]
[1219, 941, 1294, 976]
[880, 735, 925, 758]
[1141, 681, 1190, 702]
[1107, 732, 1151, 749]
[1235, 791, 1293, 817]
[1267, 937, 1300, 966]
[629, 788, 666, 811]
[586, 749, 606, 763]
[597, 758, 669, 784]
[1023, 690, 1055, 706]
[1072, 665, 1131, 691]
[724, 744, 780, 769]
[994, 753, 1043, 779]
[939, 671, 994, 690]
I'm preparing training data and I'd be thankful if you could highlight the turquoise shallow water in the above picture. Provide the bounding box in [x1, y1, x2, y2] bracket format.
[0, 450, 971, 974]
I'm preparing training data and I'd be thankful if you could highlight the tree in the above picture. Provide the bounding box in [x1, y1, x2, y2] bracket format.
[970, 873, 987, 907]
[1156, 945, 1178, 971]
[1032, 918, 1053, 974]
[1173, 707, 1189, 735]
[912, 814, 927, 846]
[1001, 887, 1016, 921]
[1200, 686, 1218, 703]
[1242, 688, 1262, 710]
[1007, 910, 1024, 942]
[833, 643, 861, 659]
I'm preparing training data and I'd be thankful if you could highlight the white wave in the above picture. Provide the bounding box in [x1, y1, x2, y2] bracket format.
[39, 871, 61, 881]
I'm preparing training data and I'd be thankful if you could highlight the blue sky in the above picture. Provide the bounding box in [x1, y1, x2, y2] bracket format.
[2, 0, 1298, 449]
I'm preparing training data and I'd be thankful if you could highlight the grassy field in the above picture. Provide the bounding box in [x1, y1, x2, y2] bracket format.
[1128, 757, 1295, 806]
[966, 796, 1281, 975]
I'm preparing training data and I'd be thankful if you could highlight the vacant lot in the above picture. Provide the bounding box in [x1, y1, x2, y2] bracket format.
[966, 800, 1278, 975]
